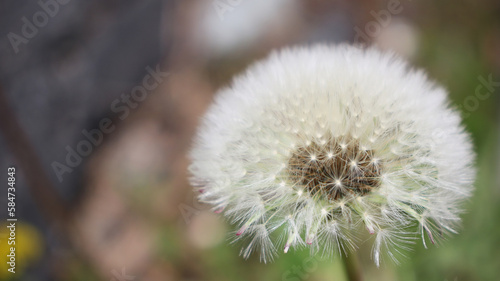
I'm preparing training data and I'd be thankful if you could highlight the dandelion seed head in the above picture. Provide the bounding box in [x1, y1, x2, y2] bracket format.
[189, 44, 476, 265]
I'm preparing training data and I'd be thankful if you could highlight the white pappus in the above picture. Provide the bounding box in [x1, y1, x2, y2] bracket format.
[188, 44, 476, 266]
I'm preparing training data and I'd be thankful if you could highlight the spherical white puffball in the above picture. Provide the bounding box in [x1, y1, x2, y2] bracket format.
[189, 44, 475, 265]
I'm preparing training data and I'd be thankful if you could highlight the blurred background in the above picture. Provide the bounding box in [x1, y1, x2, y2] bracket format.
[0, 0, 499, 280]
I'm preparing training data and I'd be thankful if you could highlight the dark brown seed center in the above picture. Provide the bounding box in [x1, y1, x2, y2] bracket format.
[287, 137, 382, 201]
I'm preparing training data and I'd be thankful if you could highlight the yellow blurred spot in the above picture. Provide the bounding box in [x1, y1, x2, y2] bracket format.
[0, 222, 43, 278]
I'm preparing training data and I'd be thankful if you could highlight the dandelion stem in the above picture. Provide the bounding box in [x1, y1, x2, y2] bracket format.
[342, 249, 363, 281]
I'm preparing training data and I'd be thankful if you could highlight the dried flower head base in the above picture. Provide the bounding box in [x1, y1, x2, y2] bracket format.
[287, 136, 381, 202]
[189, 45, 475, 266]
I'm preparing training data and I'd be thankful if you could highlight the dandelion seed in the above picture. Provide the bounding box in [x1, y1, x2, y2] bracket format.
[189, 44, 475, 265]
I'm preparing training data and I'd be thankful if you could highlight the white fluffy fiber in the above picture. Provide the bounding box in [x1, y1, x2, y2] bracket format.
[189, 44, 475, 265]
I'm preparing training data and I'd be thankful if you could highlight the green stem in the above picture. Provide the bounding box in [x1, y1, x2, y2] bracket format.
[342, 248, 363, 281]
